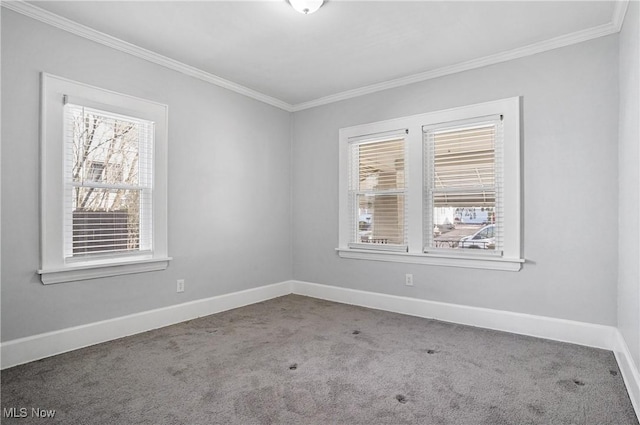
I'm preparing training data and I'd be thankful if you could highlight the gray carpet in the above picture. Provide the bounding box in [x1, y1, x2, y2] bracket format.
[1, 294, 638, 424]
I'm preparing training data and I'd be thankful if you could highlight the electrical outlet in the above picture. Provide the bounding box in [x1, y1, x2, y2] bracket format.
[177, 279, 185, 293]
[405, 274, 414, 286]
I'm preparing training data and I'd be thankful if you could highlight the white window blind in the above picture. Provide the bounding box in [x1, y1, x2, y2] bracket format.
[424, 116, 503, 253]
[63, 102, 154, 259]
[348, 131, 408, 251]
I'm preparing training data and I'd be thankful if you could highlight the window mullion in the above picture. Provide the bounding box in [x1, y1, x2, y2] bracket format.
[406, 127, 423, 253]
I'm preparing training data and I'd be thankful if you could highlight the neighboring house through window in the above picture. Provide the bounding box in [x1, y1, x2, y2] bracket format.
[39, 74, 170, 284]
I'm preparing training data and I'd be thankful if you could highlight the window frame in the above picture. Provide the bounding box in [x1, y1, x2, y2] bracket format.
[39, 73, 171, 284]
[338, 97, 523, 271]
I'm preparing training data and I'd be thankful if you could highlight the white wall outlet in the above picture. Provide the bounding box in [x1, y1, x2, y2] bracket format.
[177, 279, 185, 293]
[405, 274, 414, 286]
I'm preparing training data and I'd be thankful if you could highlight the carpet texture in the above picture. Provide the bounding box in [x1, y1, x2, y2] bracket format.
[1, 294, 638, 424]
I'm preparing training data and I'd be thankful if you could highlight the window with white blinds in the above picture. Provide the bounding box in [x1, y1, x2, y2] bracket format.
[39, 73, 170, 284]
[348, 131, 407, 251]
[424, 117, 503, 254]
[338, 97, 522, 271]
[64, 103, 154, 259]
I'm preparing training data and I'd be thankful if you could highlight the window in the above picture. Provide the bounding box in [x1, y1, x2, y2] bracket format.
[39, 74, 170, 284]
[424, 117, 502, 254]
[338, 97, 522, 271]
[65, 104, 153, 258]
[348, 130, 407, 251]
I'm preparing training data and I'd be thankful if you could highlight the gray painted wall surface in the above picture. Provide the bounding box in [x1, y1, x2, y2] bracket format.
[618, 1, 640, 369]
[1, 11, 292, 341]
[292, 35, 620, 326]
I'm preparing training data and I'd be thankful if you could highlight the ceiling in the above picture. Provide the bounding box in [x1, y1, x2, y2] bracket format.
[17, 1, 624, 110]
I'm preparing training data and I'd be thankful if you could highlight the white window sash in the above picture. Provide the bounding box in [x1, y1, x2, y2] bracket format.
[423, 115, 504, 256]
[63, 102, 154, 260]
[347, 130, 409, 252]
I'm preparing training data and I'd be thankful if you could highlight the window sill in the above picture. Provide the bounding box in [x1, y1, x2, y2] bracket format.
[37, 257, 172, 284]
[336, 248, 523, 271]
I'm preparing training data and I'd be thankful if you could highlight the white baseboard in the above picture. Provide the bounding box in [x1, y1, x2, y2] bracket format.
[290, 280, 617, 349]
[614, 329, 640, 419]
[0, 281, 291, 370]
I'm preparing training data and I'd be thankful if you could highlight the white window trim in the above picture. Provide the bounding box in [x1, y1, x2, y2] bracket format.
[39, 73, 171, 284]
[338, 97, 523, 271]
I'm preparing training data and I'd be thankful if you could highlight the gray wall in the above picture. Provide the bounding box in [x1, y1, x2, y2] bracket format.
[292, 35, 620, 326]
[1, 10, 292, 341]
[618, 1, 640, 369]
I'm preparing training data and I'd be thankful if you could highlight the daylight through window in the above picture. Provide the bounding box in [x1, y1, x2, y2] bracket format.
[348, 132, 407, 251]
[424, 117, 502, 254]
[64, 103, 153, 258]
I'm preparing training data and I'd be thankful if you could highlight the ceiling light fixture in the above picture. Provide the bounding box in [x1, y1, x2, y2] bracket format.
[289, 0, 324, 15]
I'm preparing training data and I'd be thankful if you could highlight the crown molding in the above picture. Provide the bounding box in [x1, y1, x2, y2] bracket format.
[291, 17, 624, 111]
[1, 0, 295, 112]
[612, 0, 630, 32]
[2, 0, 629, 113]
